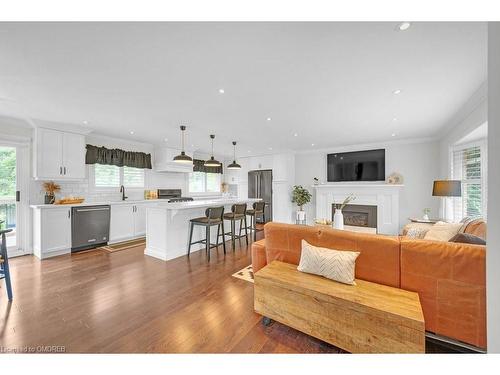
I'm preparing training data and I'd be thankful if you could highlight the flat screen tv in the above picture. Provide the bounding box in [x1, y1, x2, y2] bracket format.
[327, 149, 385, 182]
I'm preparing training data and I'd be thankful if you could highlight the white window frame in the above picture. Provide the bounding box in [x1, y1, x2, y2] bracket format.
[186, 172, 222, 197]
[449, 139, 488, 221]
[89, 164, 148, 191]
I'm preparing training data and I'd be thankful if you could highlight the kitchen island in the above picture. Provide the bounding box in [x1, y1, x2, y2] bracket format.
[144, 198, 262, 261]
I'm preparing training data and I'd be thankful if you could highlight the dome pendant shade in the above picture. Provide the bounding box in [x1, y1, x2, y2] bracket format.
[173, 125, 193, 163]
[227, 141, 241, 169]
[227, 160, 241, 169]
[204, 134, 221, 167]
[204, 156, 221, 167]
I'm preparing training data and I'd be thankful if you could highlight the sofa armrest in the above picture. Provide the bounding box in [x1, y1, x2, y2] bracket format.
[400, 238, 486, 349]
[251, 239, 267, 273]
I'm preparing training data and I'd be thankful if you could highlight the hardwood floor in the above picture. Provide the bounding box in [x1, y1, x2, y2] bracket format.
[0, 233, 453, 353]
[0, 233, 340, 353]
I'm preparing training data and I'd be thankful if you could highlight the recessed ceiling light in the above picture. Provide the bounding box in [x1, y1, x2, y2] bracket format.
[129, 131, 134, 135]
[311, 143, 315, 146]
[397, 22, 411, 31]
[268, 147, 273, 150]
[218, 88, 225, 94]
[248, 150, 251, 153]
[391, 133, 396, 137]
[392, 118, 398, 122]
[191, 144, 195, 147]
[393, 89, 402, 95]
[164, 138, 168, 142]
[82, 120, 89, 125]
[266, 117, 272, 121]
[294, 133, 298, 137]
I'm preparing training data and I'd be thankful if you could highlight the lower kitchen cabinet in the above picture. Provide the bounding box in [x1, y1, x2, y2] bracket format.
[32, 207, 72, 259]
[109, 203, 146, 243]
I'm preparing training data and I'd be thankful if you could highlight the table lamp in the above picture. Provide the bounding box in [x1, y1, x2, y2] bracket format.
[432, 180, 462, 220]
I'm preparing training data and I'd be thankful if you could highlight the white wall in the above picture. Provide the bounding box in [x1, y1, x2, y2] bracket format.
[487, 22, 500, 353]
[294, 140, 441, 230]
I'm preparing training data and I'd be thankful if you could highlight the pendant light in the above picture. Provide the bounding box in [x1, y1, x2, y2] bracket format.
[173, 125, 193, 163]
[227, 141, 241, 169]
[204, 134, 221, 167]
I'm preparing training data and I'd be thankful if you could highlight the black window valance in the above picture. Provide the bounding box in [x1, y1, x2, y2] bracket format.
[193, 159, 223, 174]
[85, 144, 152, 169]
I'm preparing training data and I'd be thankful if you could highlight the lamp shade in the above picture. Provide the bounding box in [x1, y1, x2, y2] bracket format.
[432, 180, 462, 197]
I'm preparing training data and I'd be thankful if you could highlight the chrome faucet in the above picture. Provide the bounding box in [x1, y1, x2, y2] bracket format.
[120, 185, 128, 201]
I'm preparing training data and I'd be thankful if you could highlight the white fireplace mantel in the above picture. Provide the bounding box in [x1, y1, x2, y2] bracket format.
[312, 183, 403, 235]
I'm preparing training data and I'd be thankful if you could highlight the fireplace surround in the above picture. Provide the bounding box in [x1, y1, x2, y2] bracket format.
[313, 183, 403, 235]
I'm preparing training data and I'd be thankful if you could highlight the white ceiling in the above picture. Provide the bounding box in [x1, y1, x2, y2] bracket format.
[0, 22, 487, 157]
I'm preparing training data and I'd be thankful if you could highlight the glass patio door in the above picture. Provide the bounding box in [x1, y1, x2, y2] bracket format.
[0, 145, 18, 252]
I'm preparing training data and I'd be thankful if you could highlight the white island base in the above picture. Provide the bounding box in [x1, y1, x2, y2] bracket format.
[144, 198, 262, 261]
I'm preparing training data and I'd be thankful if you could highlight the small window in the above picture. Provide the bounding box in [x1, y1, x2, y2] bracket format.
[451, 143, 487, 221]
[188, 172, 221, 194]
[123, 166, 145, 188]
[93, 164, 145, 189]
[94, 164, 120, 188]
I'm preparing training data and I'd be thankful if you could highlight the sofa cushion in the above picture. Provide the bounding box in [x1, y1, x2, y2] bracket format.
[423, 222, 462, 242]
[449, 233, 486, 245]
[460, 218, 487, 240]
[297, 240, 360, 285]
[263, 222, 401, 288]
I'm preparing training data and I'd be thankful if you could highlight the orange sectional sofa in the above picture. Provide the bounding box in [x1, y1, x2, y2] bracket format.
[251, 222, 486, 349]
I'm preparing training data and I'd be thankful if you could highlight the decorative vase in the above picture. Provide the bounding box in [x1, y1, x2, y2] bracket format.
[333, 208, 344, 230]
[422, 214, 430, 221]
[44, 192, 55, 204]
[296, 209, 306, 225]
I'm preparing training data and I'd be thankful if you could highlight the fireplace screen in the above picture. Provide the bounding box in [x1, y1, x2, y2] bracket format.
[332, 204, 377, 228]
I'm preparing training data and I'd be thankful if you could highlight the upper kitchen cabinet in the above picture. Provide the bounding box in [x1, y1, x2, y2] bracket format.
[153, 147, 194, 173]
[33, 127, 86, 180]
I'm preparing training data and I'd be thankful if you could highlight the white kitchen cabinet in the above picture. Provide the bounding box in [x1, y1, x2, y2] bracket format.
[32, 207, 72, 259]
[134, 203, 147, 236]
[33, 127, 86, 180]
[110, 204, 135, 242]
[109, 203, 147, 243]
[153, 147, 194, 173]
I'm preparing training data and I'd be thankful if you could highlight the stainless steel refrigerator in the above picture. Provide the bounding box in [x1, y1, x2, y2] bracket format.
[248, 170, 273, 223]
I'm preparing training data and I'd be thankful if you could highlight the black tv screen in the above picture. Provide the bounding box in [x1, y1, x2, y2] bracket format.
[327, 149, 385, 182]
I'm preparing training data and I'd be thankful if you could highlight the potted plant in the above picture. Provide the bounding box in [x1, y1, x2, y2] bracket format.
[43, 181, 61, 204]
[333, 194, 356, 230]
[292, 185, 312, 224]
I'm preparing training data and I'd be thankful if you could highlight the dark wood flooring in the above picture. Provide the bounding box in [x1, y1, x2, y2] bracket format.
[0, 233, 454, 353]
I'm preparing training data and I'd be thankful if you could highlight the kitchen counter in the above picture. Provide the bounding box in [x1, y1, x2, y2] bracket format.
[29, 199, 160, 209]
[144, 198, 262, 261]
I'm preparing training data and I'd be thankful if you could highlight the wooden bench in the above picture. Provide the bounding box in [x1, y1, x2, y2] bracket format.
[254, 261, 425, 353]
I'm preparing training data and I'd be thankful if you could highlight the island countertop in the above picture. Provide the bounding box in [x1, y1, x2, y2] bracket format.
[151, 198, 262, 210]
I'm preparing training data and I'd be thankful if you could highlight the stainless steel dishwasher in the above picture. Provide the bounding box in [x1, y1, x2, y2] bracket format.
[71, 205, 111, 252]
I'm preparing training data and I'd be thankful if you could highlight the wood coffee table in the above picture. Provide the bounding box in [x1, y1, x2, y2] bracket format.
[254, 261, 425, 353]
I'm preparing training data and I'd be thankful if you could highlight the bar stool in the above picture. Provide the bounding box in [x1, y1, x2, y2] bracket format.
[0, 228, 13, 301]
[245, 201, 266, 241]
[187, 206, 226, 261]
[223, 204, 248, 250]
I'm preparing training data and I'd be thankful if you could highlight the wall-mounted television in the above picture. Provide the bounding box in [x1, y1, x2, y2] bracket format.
[327, 149, 385, 182]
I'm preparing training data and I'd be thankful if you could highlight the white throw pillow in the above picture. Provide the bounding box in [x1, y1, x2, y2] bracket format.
[297, 240, 360, 285]
[423, 221, 463, 242]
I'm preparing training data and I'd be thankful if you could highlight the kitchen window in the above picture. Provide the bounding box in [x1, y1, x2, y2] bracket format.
[451, 142, 487, 221]
[188, 172, 221, 194]
[93, 164, 145, 189]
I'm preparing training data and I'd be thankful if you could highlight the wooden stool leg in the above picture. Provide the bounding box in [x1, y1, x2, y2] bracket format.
[244, 215, 249, 246]
[253, 215, 257, 241]
[216, 224, 220, 248]
[206, 225, 211, 261]
[187, 222, 194, 257]
[1, 233, 12, 300]
[231, 220, 236, 250]
[221, 221, 227, 254]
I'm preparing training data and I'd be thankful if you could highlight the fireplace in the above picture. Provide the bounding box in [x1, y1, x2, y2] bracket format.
[332, 204, 377, 228]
